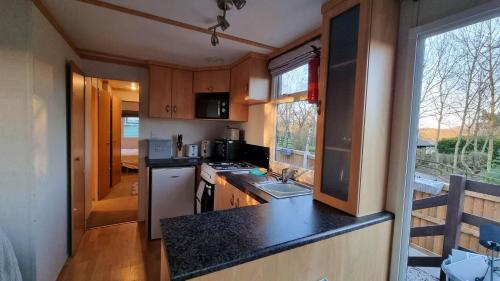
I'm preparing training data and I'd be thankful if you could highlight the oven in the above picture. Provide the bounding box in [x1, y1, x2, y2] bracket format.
[196, 164, 217, 214]
[196, 179, 214, 214]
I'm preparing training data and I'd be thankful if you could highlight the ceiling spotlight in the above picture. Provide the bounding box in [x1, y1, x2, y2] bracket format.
[217, 15, 230, 31]
[211, 30, 219, 46]
[231, 0, 246, 10]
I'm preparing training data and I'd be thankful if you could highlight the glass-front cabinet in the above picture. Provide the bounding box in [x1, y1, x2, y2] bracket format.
[314, 0, 399, 216]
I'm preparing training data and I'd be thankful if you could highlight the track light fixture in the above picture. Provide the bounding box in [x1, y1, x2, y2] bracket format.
[217, 15, 230, 31]
[208, 0, 246, 46]
[231, 0, 246, 10]
[211, 29, 219, 46]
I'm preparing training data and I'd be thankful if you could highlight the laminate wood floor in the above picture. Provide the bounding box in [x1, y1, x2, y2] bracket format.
[87, 173, 138, 228]
[57, 222, 160, 281]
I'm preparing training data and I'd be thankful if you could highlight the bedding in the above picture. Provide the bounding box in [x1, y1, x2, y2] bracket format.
[121, 148, 139, 170]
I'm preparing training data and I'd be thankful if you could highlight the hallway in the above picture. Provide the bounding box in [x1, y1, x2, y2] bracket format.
[57, 222, 160, 281]
[87, 173, 138, 228]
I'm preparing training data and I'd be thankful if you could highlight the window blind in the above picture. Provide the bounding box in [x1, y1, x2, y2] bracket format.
[268, 37, 321, 76]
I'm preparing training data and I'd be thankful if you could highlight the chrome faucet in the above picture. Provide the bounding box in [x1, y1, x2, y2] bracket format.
[281, 168, 297, 183]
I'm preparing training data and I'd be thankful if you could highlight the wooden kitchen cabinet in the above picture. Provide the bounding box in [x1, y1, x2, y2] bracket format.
[231, 55, 270, 104]
[314, 0, 399, 216]
[149, 65, 194, 119]
[215, 176, 259, 210]
[171, 69, 194, 119]
[149, 65, 172, 118]
[193, 70, 230, 93]
[187, 220, 392, 281]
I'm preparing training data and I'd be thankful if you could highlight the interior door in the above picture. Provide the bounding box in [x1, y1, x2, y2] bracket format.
[68, 62, 86, 255]
[111, 95, 122, 186]
[98, 86, 111, 199]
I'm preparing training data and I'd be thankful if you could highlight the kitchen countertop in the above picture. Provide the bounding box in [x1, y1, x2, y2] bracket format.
[160, 172, 394, 281]
[145, 157, 202, 168]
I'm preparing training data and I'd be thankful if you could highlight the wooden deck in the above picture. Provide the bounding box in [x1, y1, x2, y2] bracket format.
[408, 175, 500, 280]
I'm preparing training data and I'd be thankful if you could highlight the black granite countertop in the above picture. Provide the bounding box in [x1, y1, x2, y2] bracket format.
[160, 172, 394, 281]
[145, 157, 202, 168]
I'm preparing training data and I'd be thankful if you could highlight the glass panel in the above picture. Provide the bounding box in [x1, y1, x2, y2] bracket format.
[279, 64, 309, 96]
[275, 101, 317, 170]
[321, 5, 360, 201]
[123, 117, 139, 138]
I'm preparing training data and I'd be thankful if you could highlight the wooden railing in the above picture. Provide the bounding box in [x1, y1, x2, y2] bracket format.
[408, 175, 500, 280]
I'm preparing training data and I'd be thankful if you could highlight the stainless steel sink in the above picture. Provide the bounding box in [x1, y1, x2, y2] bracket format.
[255, 181, 312, 199]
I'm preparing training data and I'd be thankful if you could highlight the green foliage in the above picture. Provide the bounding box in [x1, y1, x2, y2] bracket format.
[436, 137, 500, 158]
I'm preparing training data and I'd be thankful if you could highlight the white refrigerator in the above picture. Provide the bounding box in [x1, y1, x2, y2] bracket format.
[150, 167, 195, 239]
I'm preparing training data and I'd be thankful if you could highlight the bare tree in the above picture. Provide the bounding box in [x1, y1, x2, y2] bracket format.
[451, 23, 487, 170]
[480, 18, 500, 172]
[422, 33, 459, 162]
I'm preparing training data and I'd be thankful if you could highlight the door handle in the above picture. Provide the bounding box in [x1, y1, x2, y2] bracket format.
[74, 157, 81, 161]
[235, 198, 240, 208]
[173, 105, 177, 113]
[230, 194, 234, 206]
[165, 104, 170, 112]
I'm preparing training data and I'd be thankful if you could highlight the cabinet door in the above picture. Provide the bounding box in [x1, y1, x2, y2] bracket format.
[149, 65, 172, 118]
[231, 61, 249, 103]
[215, 180, 234, 210]
[193, 70, 230, 93]
[315, 5, 360, 205]
[172, 69, 194, 119]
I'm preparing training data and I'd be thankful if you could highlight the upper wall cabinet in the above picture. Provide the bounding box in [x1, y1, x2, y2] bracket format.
[193, 70, 230, 93]
[231, 56, 270, 104]
[149, 65, 194, 119]
[314, 0, 399, 216]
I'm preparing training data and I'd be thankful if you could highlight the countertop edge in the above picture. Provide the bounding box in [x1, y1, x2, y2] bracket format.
[169, 212, 394, 281]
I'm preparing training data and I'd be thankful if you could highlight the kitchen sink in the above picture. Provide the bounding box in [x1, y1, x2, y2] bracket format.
[255, 181, 312, 199]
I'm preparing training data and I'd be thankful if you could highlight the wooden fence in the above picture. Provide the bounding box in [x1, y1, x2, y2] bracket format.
[408, 175, 500, 280]
[275, 148, 315, 169]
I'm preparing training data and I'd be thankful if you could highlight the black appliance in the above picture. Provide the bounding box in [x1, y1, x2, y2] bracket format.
[195, 93, 229, 119]
[196, 181, 214, 213]
[242, 144, 270, 170]
[214, 139, 245, 161]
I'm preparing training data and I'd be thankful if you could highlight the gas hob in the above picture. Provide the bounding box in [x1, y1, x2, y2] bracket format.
[201, 161, 254, 184]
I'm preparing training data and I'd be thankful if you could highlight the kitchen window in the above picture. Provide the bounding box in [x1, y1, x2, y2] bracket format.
[273, 64, 317, 173]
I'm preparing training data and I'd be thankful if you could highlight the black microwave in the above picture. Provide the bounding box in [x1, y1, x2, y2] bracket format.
[195, 93, 229, 119]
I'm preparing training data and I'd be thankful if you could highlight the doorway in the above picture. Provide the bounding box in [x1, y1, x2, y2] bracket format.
[401, 7, 500, 281]
[85, 78, 140, 229]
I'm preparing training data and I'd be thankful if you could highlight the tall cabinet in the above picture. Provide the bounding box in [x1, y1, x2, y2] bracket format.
[314, 0, 399, 216]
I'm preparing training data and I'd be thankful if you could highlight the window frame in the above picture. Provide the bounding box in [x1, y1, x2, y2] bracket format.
[270, 64, 317, 179]
[388, 3, 500, 281]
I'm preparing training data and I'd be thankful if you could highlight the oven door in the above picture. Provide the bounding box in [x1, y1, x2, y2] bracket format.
[196, 179, 215, 214]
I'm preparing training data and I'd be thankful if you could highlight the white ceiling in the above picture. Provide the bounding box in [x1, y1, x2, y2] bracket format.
[42, 0, 326, 67]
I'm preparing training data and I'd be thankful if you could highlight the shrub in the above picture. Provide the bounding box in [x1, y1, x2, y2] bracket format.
[437, 137, 500, 158]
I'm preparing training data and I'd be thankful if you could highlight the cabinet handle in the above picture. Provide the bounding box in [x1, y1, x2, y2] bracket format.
[230, 194, 234, 206]
[236, 198, 240, 208]
[173, 105, 177, 113]
[165, 104, 170, 112]
[207, 86, 213, 91]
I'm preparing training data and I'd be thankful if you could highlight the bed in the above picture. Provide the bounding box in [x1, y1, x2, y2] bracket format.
[121, 148, 139, 170]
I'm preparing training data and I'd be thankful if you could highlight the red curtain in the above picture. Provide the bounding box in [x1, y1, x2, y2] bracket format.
[308, 53, 320, 103]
